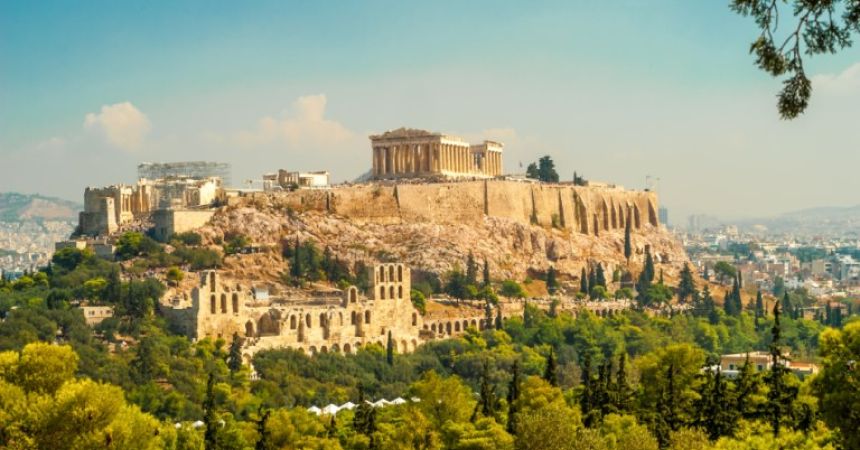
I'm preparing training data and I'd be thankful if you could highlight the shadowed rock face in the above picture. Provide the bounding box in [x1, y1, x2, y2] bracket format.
[199, 181, 688, 286]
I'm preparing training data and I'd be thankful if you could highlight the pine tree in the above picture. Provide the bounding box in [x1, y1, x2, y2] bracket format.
[724, 292, 737, 317]
[677, 264, 696, 303]
[735, 354, 762, 420]
[353, 388, 378, 445]
[482, 258, 491, 288]
[507, 361, 521, 435]
[385, 330, 394, 366]
[595, 263, 606, 288]
[466, 252, 478, 286]
[624, 216, 632, 264]
[580, 267, 589, 295]
[227, 332, 244, 372]
[204, 372, 218, 449]
[697, 369, 738, 440]
[543, 347, 558, 387]
[105, 266, 122, 303]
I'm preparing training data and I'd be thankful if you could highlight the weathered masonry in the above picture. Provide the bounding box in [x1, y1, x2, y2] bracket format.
[370, 128, 503, 179]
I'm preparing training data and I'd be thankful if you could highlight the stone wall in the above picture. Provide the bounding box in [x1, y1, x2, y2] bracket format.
[266, 180, 659, 235]
[151, 209, 216, 241]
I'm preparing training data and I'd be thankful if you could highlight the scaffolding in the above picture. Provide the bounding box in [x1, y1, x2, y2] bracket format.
[138, 161, 232, 186]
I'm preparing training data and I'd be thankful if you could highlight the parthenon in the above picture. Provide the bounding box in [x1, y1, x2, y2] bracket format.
[369, 128, 503, 179]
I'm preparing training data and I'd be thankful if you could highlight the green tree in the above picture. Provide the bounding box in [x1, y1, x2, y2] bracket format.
[466, 252, 479, 287]
[813, 322, 860, 449]
[227, 332, 244, 373]
[695, 369, 738, 440]
[203, 372, 218, 449]
[730, 0, 860, 119]
[580, 267, 589, 295]
[766, 299, 798, 437]
[624, 216, 632, 264]
[676, 264, 696, 303]
[482, 258, 491, 288]
[754, 290, 765, 330]
[500, 280, 526, 299]
[507, 361, 522, 435]
[386, 330, 394, 366]
[410, 289, 427, 315]
[537, 156, 560, 183]
[543, 347, 558, 387]
[595, 263, 606, 288]
[546, 266, 559, 295]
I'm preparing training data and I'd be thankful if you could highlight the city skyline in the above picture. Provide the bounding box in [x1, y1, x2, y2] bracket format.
[2, 1, 859, 221]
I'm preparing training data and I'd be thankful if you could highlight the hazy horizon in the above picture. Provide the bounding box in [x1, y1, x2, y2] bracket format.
[2, 1, 859, 221]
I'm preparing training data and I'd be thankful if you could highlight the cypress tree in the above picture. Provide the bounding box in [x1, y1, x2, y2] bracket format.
[507, 361, 521, 434]
[543, 347, 558, 387]
[587, 267, 597, 292]
[353, 387, 378, 445]
[677, 264, 696, 303]
[624, 216, 632, 264]
[735, 354, 761, 420]
[613, 353, 633, 414]
[643, 246, 655, 282]
[724, 292, 737, 317]
[766, 299, 798, 436]
[204, 372, 218, 449]
[781, 291, 792, 320]
[697, 368, 737, 440]
[833, 305, 843, 327]
[825, 302, 832, 325]
[579, 353, 595, 427]
[482, 258, 491, 288]
[755, 290, 765, 329]
[484, 301, 494, 329]
[227, 332, 244, 372]
[255, 408, 272, 450]
[385, 330, 394, 365]
[595, 263, 606, 288]
[478, 361, 497, 418]
[580, 267, 589, 295]
[290, 237, 303, 282]
[495, 307, 503, 330]
[546, 266, 559, 294]
[466, 252, 478, 286]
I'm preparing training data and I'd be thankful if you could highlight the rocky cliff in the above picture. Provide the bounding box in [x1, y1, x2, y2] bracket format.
[197, 181, 688, 290]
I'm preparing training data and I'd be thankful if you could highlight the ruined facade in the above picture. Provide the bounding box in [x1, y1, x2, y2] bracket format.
[160, 263, 491, 359]
[78, 177, 222, 236]
[370, 128, 503, 179]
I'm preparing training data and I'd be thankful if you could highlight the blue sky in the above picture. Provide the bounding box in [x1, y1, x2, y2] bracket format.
[2, 1, 859, 221]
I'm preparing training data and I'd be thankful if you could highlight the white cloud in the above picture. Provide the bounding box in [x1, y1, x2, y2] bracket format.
[231, 94, 354, 148]
[812, 62, 860, 94]
[83, 102, 151, 151]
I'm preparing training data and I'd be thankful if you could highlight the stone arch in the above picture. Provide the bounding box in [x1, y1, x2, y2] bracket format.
[210, 295, 216, 314]
[389, 286, 395, 299]
[455, 321, 461, 332]
[379, 266, 385, 281]
[463, 320, 469, 330]
[349, 287, 357, 303]
[332, 343, 340, 353]
[245, 320, 254, 337]
[470, 319, 477, 329]
[398, 286, 403, 299]
[344, 343, 351, 354]
[209, 272, 216, 290]
[290, 315, 297, 330]
[389, 266, 395, 281]
[398, 265, 403, 281]
[320, 346, 328, 354]
[232, 293, 239, 313]
[446, 322, 452, 334]
[351, 311, 357, 325]
[306, 313, 312, 328]
[309, 346, 317, 355]
[431, 323, 437, 332]
[220, 294, 227, 313]
[365, 310, 371, 323]
[258, 313, 279, 336]
[412, 312, 418, 326]
[401, 340, 408, 352]
[379, 286, 386, 299]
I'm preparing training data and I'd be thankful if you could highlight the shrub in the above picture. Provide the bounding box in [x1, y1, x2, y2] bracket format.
[500, 280, 526, 298]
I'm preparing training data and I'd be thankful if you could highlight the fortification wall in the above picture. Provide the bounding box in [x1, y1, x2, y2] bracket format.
[262, 180, 658, 236]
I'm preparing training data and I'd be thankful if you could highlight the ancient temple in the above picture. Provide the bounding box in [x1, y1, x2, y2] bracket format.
[369, 128, 503, 179]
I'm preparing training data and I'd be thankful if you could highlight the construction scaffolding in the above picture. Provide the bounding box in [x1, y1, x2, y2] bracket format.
[138, 161, 232, 186]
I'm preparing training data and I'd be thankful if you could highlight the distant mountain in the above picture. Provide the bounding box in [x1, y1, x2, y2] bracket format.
[0, 193, 81, 222]
[739, 204, 860, 237]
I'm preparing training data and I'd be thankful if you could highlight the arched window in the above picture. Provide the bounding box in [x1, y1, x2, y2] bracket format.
[446, 322, 452, 334]
[389, 286, 395, 299]
[431, 323, 437, 332]
[306, 313, 311, 328]
[232, 293, 239, 313]
[380, 286, 386, 299]
[398, 286, 403, 299]
[245, 321, 254, 337]
[397, 265, 403, 281]
[365, 310, 371, 324]
[351, 311, 357, 325]
[220, 294, 227, 313]
[412, 313, 417, 326]
[389, 266, 394, 281]
[320, 313, 327, 328]
[379, 266, 385, 281]
[210, 295, 216, 314]
[350, 288, 357, 303]
[290, 316, 297, 330]
[209, 272, 216, 290]
[455, 322, 461, 332]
